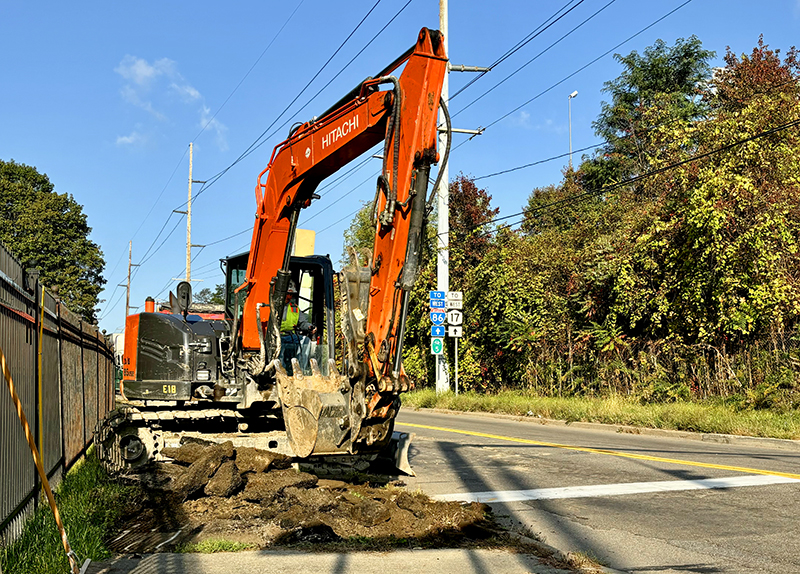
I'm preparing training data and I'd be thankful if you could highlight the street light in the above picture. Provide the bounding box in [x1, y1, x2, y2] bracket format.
[568, 90, 578, 170]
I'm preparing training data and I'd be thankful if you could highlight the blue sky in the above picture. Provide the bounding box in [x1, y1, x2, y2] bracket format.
[2, 0, 799, 334]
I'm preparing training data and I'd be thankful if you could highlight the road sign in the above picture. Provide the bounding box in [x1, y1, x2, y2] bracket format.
[448, 326, 463, 337]
[431, 325, 445, 337]
[446, 309, 463, 325]
[431, 337, 444, 355]
[430, 311, 446, 325]
[429, 290, 445, 300]
[446, 299, 463, 309]
[447, 291, 463, 300]
[430, 299, 445, 309]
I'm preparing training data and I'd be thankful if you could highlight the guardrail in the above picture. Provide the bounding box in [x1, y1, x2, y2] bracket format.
[0, 242, 114, 542]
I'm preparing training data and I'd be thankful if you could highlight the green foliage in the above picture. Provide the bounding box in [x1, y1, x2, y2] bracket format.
[344, 37, 800, 410]
[0, 452, 138, 574]
[195, 283, 225, 305]
[401, 389, 800, 439]
[0, 159, 105, 321]
[341, 201, 375, 267]
[177, 539, 256, 553]
[589, 36, 715, 183]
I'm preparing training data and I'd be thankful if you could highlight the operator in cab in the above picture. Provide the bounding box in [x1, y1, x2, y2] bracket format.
[280, 281, 315, 374]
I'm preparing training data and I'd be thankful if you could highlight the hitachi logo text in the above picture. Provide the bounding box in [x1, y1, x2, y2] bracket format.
[322, 115, 358, 149]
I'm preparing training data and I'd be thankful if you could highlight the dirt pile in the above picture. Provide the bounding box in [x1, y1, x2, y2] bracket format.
[114, 440, 498, 552]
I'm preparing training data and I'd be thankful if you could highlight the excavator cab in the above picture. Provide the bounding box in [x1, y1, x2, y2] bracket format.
[222, 251, 336, 377]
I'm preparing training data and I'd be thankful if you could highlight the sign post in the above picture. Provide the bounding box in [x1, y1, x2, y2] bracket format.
[429, 291, 447, 389]
[446, 292, 463, 395]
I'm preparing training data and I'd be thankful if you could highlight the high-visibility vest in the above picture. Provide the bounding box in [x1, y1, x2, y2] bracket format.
[281, 302, 299, 332]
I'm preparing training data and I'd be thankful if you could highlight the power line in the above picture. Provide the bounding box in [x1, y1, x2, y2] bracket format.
[192, 0, 307, 143]
[184, 0, 390, 208]
[481, 0, 695, 131]
[102, 4, 307, 313]
[450, 0, 587, 100]
[476, 116, 800, 236]
[453, 0, 620, 120]
[472, 75, 800, 182]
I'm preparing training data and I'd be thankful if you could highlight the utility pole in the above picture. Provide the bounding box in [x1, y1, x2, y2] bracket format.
[187, 142, 193, 281]
[435, 0, 489, 394]
[174, 143, 206, 283]
[435, 0, 450, 394]
[569, 90, 578, 169]
[122, 241, 139, 318]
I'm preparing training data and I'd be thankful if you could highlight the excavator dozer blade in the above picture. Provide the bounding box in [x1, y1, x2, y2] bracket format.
[389, 431, 415, 476]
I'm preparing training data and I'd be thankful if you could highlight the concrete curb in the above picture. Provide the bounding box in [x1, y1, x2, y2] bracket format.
[406, 407, 800, 452]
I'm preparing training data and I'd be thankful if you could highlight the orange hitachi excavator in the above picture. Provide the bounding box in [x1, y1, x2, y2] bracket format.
[96, 28, 449, 473]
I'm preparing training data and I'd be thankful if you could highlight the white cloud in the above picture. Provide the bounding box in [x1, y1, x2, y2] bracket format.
[116, 130, 145, 146]
[115, 55, 199, 120]
[115, 56, 175, 87]
[171, 82, 201, 101]
[115, 55, 224, 151]
[515, 110, 532, 128]
[200, 105, 228, 151]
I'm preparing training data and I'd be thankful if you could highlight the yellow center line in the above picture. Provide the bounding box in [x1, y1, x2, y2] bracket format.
[398, 422, 800, 481]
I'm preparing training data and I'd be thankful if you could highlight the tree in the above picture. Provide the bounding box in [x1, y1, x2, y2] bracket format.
[607, 38, 800, 345]
[584, 36, 715, 188]
[340, 201, 375, 267]
[194, 284, 225, 305]
[0, 160, 105, 321]
[448, 174, 499, 289]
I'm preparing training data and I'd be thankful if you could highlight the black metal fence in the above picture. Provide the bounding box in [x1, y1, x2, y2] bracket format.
[0, 242, 114, 542]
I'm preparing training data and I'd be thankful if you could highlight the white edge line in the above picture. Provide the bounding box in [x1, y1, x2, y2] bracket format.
[435, 475, 800, 503]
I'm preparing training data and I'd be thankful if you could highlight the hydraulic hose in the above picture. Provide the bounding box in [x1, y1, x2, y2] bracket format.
[427, 96, 452, 212]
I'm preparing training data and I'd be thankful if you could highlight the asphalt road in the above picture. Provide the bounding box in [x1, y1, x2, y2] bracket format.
[396, 409, 800, 574]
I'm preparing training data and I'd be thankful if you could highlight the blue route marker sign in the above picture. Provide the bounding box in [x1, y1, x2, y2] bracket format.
[430, 311, 446, 325]
[431, 325, 445, 337]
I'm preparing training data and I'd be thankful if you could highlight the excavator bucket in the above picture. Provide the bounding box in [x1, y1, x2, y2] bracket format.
[275, 357, 364, 458]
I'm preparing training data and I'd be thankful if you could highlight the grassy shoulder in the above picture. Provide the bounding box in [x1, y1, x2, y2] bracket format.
[401, 388, 800, 440]
[0, 449, 139, 574]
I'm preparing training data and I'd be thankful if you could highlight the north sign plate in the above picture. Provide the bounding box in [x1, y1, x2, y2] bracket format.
[430, 311, 446, 325]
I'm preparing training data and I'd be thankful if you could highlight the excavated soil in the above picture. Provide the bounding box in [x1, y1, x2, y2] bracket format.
[109, 440, 503, 553]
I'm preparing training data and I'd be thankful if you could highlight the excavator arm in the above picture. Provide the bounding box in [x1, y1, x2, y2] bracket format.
[241, 28, 447, 375]
[236, 28, 448, 458]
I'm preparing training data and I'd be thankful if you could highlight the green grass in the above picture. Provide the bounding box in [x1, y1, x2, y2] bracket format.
[0, 449, 138, 574]
[177, 539, 256, 553]
[402, 389, 800, 440]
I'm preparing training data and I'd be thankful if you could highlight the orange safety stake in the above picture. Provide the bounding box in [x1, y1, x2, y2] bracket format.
[0, 344, 90, 574]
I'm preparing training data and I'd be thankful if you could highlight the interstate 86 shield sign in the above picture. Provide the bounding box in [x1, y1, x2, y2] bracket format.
[430, 311, 446, 325]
